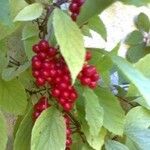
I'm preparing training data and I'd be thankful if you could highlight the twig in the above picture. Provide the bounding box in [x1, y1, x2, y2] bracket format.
[65, 111, 86, 143]
[116, 95, 135, 107]
[25, 88, 47, 95]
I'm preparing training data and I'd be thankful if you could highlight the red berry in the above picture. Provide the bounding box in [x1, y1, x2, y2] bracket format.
[48, 47, 57, 57]
[69, 2, 80, 14]
[32, 60, 42, 69]
[52, 88, 61, 97]
[66, 137, 72, 146]
[37, 52, 47, 60]
[82, 65, 96, 77]
[89, 81, 97, 89]
[71, 13, 78, 21]
[42, 69, 51, 78]
[36, 77, 45, 86]
[38, 40, 49, 52]
[73, 0, 85, 6]
[33, 111, 41, 121]
[32, 70, 40, 78]
[63, 103, 72, 112]
[80, 77, 91, 85]
[61, 91, 70, 99]
[91, 73, 99, 81]
[85, 51, 92, 61]
[32, 44, 40, 53]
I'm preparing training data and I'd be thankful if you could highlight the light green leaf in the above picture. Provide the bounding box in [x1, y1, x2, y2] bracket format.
[31, 107, 66, 150]
[88, 15, 107, 40]
[125, 128, 150, 150]
[83, 88, 104, 136]
[95, 87, 125, 135]
[135, 12, 150, 32]
[83, 124, 106, 150]
[23, 36, 39, 60]
[125, 106, 150, 129]
[0, 0, 10, 25]
[53, 9, 85, 83]
[0, 112, 8, 150]
[125, 138, 140, 150]
[111, 55, 150, 108]
[121, 0, 150, 6]
[22, 23, 38, 40]
[2, 62, 30, 81]
[105, 140, 129, 150]
[14, 3, 43, 22]
[78, 0, 114, 25]
[128, 54, 150, 100]
[14, 109, 33, 150]
[125, 30, 143, 46]
[0, 78, 27, 115]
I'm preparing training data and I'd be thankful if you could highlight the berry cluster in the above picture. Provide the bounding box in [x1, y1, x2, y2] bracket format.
[78, 51, 100, 89]
[64, 115, 72, 150]
[69, 0, 85, 21]
[33, 97, 50, 121]
[32, 40, 78, 112]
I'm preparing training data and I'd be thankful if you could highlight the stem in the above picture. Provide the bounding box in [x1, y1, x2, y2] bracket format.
[65, 111, 86, 143]
[26, 88, 47, 95]
[116, 95, 135, 107]
[37, 0, 68, 39]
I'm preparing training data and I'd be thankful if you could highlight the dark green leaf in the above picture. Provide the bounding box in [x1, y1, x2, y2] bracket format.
[77, 0, 114, 25]
[125, 30, 144, 46]
[88, 15, 107, 40]
[135, 12, 150, 32]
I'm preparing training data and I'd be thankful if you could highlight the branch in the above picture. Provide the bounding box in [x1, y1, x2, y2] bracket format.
[65, 111, 86, 143]
[26, 88, 47, 95]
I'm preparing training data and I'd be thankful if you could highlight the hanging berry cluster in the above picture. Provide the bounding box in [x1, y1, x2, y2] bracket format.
[31, 39, 100, 149]
[33, 97, 50, 121]
[64, 115, 72, 150]
[69, 0, 85, 21]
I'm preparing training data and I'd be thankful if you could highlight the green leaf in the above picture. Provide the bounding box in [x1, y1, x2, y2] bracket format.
[31, 107, 66, 150]
[95, 87, 125, 135]
[111, 55, 150, 108]
[77, 0, 114, 25]
[128, 54, 150, 100]
[0, 112, 8, 150]
[83, 124, 106, 150]
[0, 40, 7, 73]
[22, 23, 38, 40]
[125, 128, 150, 150]
[83, 88, 104, 136]
[14, 3, 43, 22]
[0, 0, 10, 25]
[53, 9, 85, 84]
[135, 13, 150, 32]
[126, 43, 149, 63]
[22, 23, 39, 60]
[0, 78, 27, 115]
[88, 15, 107, 40]
[2, 62, 30, 81]
[125, 30, 143, 46]
[120, 0, 150, 6]
[105, 140, 129, 150]
[125, 106, 150, 129]
[125, 138, 139, 150]
[14, 109, 33, 150]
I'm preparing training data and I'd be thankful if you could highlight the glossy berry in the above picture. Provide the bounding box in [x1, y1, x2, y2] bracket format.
[69, 0, 85, 21]
[69, 2, 80, 14]
[33, 97, 50, 121]
[38, 40, 49, 52]
[32, 44, 40, 53]
[36, 77, 45, 86]
[85, 51, 92, 61]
